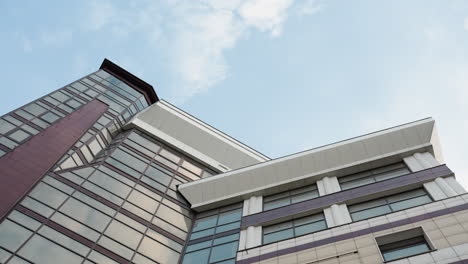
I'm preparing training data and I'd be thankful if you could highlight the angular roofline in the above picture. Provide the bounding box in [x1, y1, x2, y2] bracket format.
[100, 58, 159, 104]
[159, 100, 271, 161]
[179, 117, 443, 211]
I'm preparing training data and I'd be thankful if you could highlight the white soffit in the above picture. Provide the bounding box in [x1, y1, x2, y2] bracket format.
[126, 100, 269, 172]
[179, 118, 444, 211]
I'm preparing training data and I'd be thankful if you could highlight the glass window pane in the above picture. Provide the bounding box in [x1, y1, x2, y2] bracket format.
[0, 136, 18, 148]
[0, 220, 32, 251]
[291, 190, 319, 203]
[7, 211, 41, 231]
[24, 103, 47, 116]
[41, 112, 60, 123]
[22, 124, 39, 135]
[341, 177, 376, 190]
[191, 228, 215, 240]
[294, 221, 327, 236]
[264, 191, 289, 202]
[0, 119, 15, 134]
[18, 235, 83, 264]
[51, 213, 100, 241]
[390, 195, 432, 211]
[20, 197, 54, 217]
[105, 221, 142, 249]
[29, 182, 67, 208]
[348, 198, 387, 213]
[38, 226, 91, 256]
[97, 236, 133, 259]
[213, 233, 240, 245]
[182, 248, 210, 264]
[375, 167, 409, 181]
[60, 198, 111, 231]
[192, 215, 218, 232]
[127, 190, 159, 213]
[0, 248, 11, 263]
[8, 130, 30, 143]
[209, 241, 238, 263]
[15, 110, 34, 120]
[111, 148, 148, 172]
[387, 189, 427, 203]
[263, 229, 294, 244]
[88, 250, 119, 264]
[383, 243, 430, 261]
[264, 197, 290, 210]
[156, 205, 191, 232]
[145, 166, 172, 185]
[294, 214, 325, 226]
[264, 221, 294, 234]
[217, 209, 242, 225]
[138, 237, 180, 264]
[186, 241, 212, 253]
[215, 221, 241, 233]
[88, 170, 132, 198]
[351, 205, 392, 221]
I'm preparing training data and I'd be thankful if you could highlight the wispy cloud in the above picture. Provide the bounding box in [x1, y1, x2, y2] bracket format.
[464, 17, 468, 31]
[296, 0, 324, 16]
[361, 63, 468, 189]
[41, 30, 73, 46]
[82, 0, 322, 102]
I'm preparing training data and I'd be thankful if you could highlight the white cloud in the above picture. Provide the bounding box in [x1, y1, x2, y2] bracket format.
[238, 0, 294, 36]
[296, 0, 324, 16]
[464, 17, 468, 31]
[83, 0, 321, 102]
[21, 35, 33, 53]
[83, 0, 116, 31]
[359, 63, 468, 190]
[41, 30, 73, 46]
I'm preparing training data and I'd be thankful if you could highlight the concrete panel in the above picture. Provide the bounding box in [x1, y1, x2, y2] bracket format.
[180, 118, 444, 211]
[128, 101, 269, 172]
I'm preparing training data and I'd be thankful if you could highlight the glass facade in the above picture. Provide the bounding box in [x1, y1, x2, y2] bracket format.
[0, 129, 214, 264]
[182, 203, 243, 264]
[0, 61, 453, 264]
[338, 163, 410, 190]
[0, 69, 149, 172]
[380, 236, 431, 261]
[262, 213, 327, 244]
[263, 184, 319, 211]
[348, 188, 433, 221]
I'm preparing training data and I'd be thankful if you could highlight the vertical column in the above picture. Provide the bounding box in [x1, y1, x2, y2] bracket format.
[324, 203, 352, 228]
[239, 196, 263, 250]
[0, 100, 108, 220]
[317, 176, 341, 196]
[404, 152, 439, 172]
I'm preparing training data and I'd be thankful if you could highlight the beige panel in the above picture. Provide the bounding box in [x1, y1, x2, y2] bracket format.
[127, 101, 269, 172]
[180, 118, 443, 210]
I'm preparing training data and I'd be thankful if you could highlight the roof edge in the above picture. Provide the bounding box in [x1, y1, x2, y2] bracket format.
[100, 58, 159, 104]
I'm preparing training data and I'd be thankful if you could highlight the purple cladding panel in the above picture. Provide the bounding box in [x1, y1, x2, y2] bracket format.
[0, 99, 108, 220]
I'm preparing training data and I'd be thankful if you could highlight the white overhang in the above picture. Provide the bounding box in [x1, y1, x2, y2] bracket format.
[178, 118, 444, 211]
[125, 100, 269, 172]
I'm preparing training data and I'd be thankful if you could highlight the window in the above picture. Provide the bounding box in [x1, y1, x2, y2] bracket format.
[263, 184, 319, 211]
[263, 213, 326, 244]
[183, 233, 239, 264]
[190, 203, 242, 240]
[376, 228, 432, 262]
[339, 163, 409, 190]
[348, 188, 432, 221]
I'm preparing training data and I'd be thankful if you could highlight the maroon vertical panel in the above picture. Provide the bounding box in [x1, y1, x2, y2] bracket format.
[0, 99, 108, 220]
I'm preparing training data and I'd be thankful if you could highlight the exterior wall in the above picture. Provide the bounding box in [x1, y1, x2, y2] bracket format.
[237, 194, 468, 264]
[0, 68, 151, 172]
[0, 128, 213, 264]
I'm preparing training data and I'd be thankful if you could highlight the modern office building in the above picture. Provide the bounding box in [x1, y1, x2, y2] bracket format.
[0, 59, 467, 264]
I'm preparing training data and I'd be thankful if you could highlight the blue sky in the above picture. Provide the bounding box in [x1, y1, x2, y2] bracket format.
[1, 0, 468, 187]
